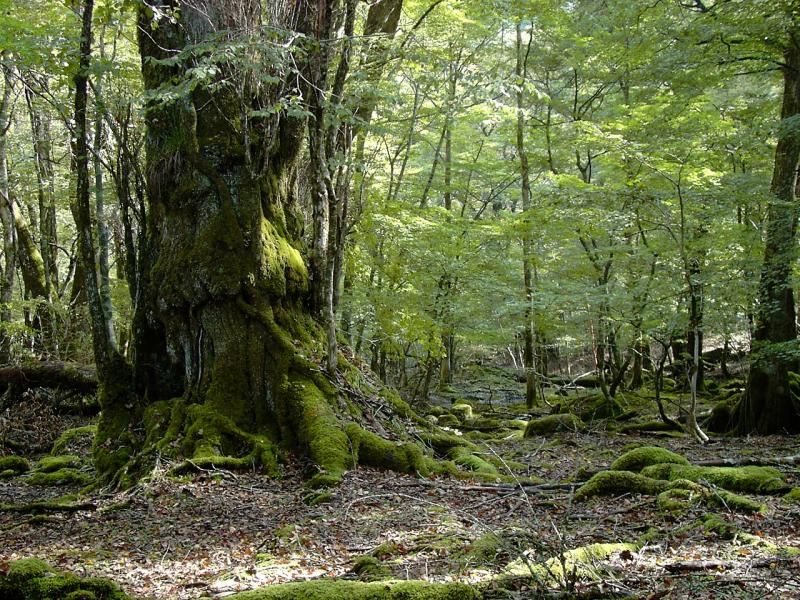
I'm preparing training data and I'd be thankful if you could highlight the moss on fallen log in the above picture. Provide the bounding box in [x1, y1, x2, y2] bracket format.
[610, 446, 689, 472]
[226, 580, 480, 600]
[640, 464, 787, 494]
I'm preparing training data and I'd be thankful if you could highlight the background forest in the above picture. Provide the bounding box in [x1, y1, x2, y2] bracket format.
[0, 0, 796, 427]
[1, 0, 800, 598]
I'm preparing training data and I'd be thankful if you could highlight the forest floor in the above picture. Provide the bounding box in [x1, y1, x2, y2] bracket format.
[1, 371, 799, 599]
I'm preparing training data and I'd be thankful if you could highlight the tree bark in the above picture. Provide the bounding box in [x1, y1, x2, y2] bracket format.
[740, 26, 800, 434]
[0, 54, 16, 362]
[516, 22, 537, 409]
[91, 0, 420, 486]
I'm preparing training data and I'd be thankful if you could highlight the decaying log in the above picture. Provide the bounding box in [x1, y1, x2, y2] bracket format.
[0, 361, 97, 393]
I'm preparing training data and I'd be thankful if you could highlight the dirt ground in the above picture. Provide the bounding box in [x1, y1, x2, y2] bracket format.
[1, 393, 799, 599]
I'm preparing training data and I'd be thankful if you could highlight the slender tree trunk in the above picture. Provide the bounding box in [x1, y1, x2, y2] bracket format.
[516, 21, 537, 409]
[24, 82, 59, 298]
[0, 54, 15, 362]
[93, 74, 117, 351]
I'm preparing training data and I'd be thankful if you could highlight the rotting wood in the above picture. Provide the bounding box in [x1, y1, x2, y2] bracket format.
[0, 361, 98, 393]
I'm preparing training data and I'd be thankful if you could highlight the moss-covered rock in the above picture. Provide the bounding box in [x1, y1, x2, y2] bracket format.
[451, 404, 473, 420]
[351, 556, 391, 581]
[0, 558, 131, 599]
[26, 468, 93, 487]
[610, 446, 689, 473]
[704, 396, 738, 433]
[575, 470, 668, 500]
[51, 425, 98, 455]
[436, 414, 460, 428]
[0, 455, 30, 475]
[524, 413, 586, 437]
[226, 580, 480, 599]
[782, 487, 800, 505]
[36, 455, 83, 473]
[640, 464, 786, 494]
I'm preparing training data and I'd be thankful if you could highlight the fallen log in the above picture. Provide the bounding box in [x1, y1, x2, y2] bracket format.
[0, 361, 97, 393]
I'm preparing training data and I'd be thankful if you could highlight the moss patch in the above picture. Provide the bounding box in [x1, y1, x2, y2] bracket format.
[524, 414, 586, 436]
[0, 558, 132, 599]
[51, 425, 97, 455]
[463, 533, 503, 563]
[640, 464, 786, 494]
[27, 468, 93, 487]
[36, 455, 83, 473]
[782, 488, 800, 505]
[610, 446, 689, 472]
[505, 542, 639, 582]
[0, 455, 30, 474]
[345, 424, 433, 476]
[656, 487, 764, 514]
[436, 414, 460, 428]
[351, 556, 392, 581]
[451, 404, 473, 420]
[575, 470, 668, 500]
[226, 580, 480, 599]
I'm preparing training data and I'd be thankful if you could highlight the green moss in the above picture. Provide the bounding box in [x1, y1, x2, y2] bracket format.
[524, 413, 586, 437]
[464, 533, 503, 562]
[226, 580, 480, 600]
[0, 455, 30, 474]
[305, 490, 333, 506]
[640, 464, 786, 494]
[436, 414, 460, 428]
[463, 417, 502, 431]
[610, 446, 690, 472]
[51, 426, 97, 455]
[445, 445, 498, 475]
[708, 489, 765, 513]
[378, 389, 413, 420]
[0, 558, 131, 599]
[351, 556, 391, 581]
[656, 487, 764, 514]
[782, 488, 800, 505]
[27, 468, 93, 487]
[505, 542, 639, 581]
[36, 455, 82, 473]
[450, 404, 473, 420]
[575, 470, 668, 500]
[345, 423, 433, 476]
[287, 376, 351, 482]
[371, 542, 400, 560]
[701, 513, 738, 538]
[657, 488, 697, 513]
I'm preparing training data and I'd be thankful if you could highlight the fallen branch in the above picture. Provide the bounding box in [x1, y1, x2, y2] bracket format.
[664, 560, 730, 572]
[0, 501, 97, 514]
[695, 455, 800, 468]
[0, 361, 97, 393]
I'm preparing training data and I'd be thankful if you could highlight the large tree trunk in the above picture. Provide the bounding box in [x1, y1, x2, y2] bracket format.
[739, 28, 800, 434]
[94, 0, 418, 487]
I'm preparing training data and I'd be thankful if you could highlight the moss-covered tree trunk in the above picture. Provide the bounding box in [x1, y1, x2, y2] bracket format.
[0, 53, 15, 362]
[739, 26, 800, 434]
[94, 0, 424, 486]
